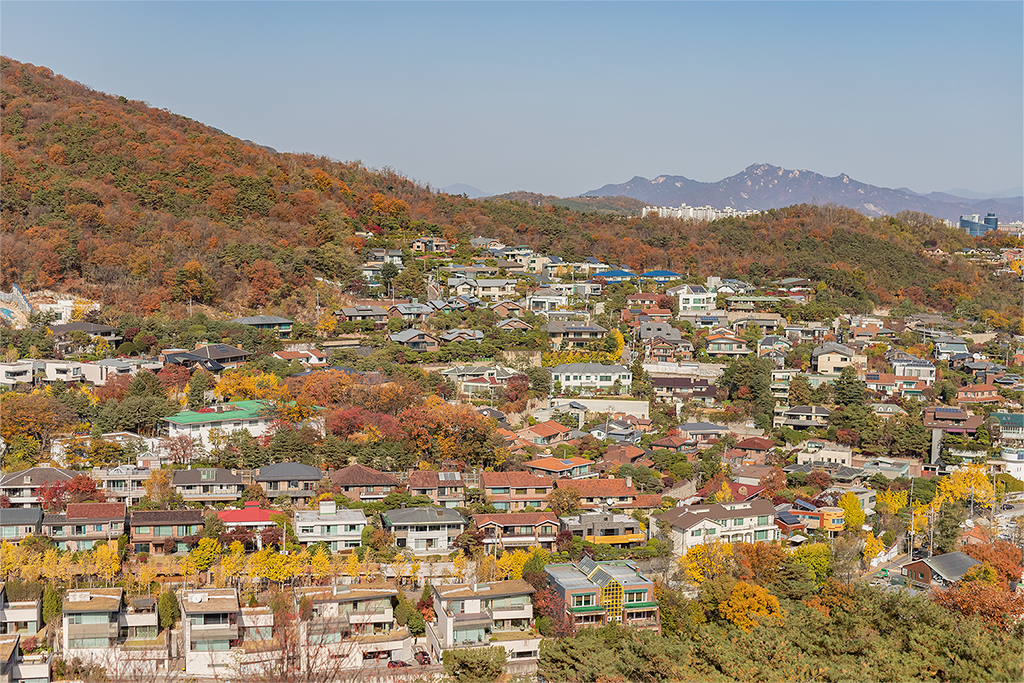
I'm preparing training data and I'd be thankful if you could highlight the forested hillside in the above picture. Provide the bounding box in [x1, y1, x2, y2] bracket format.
[1, 57, 1019, 328]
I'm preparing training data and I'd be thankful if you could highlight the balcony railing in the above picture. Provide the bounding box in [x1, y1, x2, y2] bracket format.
[191, 625, 239, 641]
[67, 622, 118, 638]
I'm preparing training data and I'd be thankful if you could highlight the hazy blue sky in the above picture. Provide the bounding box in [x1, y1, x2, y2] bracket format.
[3, 2, 1022, 197]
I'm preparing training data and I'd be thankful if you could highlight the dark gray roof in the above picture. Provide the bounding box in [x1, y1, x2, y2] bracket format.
[382, 507, 466, 526]
[0, 508, 43, 525]
[922, 552, 981, 582]
[255, 462, 323, 482]
[231, 315, 293, 325]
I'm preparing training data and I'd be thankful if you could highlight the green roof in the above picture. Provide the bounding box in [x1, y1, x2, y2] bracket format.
[164, 400, 270, 425]
[622, 601, 658, 609]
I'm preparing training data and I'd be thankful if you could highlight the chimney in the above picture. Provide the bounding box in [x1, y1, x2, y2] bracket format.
[625, 476, 633, 489]
[237, 344, 244, 350]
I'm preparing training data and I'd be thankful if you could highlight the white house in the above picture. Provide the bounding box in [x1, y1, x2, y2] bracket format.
[426, 581, 540, 665]
[295, 501, 367, 552]
[656, 499, 779, 556]
[549, 363, 632, 394]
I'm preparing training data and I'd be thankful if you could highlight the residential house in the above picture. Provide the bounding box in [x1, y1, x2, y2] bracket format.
[92, 465, 150, 507]
[480, 472, 554, 511]
[381, 507, 467, 554]
[666, 284, 715, 312]
[554, 477, 641, 510]
[923, 406, 983, 436]
[734, 437, 776, 462]
[992, 412, 1024, 443]
[216, 502, 280, 541]
[129, 510, 203, 554]
[0, 360, 34, 389]
[812, 342, 867, 378]
[0, 583, 41, 636]
[43, 503, 127, 552]
[164, 400, 276, 450]
[388, 302, 435, 324]
[0, 509, 42, 544]
[230, 315, 294, 339]
[901, 552, 980, 590]
[295, 501, 367, 552]
[255, 463, 323, 505]
[440, 329, 485, 344]
[674, 422, 730, 446]
[560, 512, 646, 548]
[863, 373, 928, 399]
[784, 500, 846, 534]
[329, 464, 400, 503]
[408, 471, 465, 508]
[189, 343, 252, 370]
[523, 456, 593, 479]
[49, 322, 121, 351]
[271, 349, 328, 368]
[544, 558, 658, 631]
[549, 363, 631, 394]
[796, 441, 853, 468]
[598, 443, 654, 474]
[426, 581, 540, 665]
[704, 332, 751, 359]
[62, 588, 123, 669]
[0, 466, 75, 508]
[544, 321, 608, 350]
[0, 633, 51, 683]
[651, 376, 716, 403]
[957, 384, 1001, 404]
[492, 300, 527, 318]
[298, 584, 408, 669]
[474, 512, 559, 551]
[516, 421, 573, 447]
[773, 405, 831, 429]
[173, 468, 244, 504]
[449, 278, 518, 302]
[388, 329, 440, 353]
[179, 588, 281, 678]
[933, 337, 970, 362]
[588, 419, 641, 444]
[496, 317, 533, 332]
[650, 435, 688, 453]
[656, 498, 780, 555]
[338, 306, 389, 325]
[411, 236, 450, 253]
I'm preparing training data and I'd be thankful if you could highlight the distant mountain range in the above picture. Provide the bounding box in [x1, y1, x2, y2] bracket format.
[580, 164, 1024, 222]
[440, 183, 489, 199]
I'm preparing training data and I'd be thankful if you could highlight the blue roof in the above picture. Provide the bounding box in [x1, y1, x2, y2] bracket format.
[639, 270, 683, 278]
[600, 270, 636, 278]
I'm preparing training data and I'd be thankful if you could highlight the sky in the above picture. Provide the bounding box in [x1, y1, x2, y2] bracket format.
[2, 1, 1022, 198]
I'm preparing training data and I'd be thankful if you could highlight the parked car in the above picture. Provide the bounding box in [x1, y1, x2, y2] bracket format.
[1002, 503, 1015, 510]
[912, 548, 930, 560]
[388, 661, 412, 669]
[414, 652, 431, 665]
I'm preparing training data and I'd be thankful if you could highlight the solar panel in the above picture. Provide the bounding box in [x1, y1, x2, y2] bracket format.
[935, 407, 961, 414]
[561, 459, 575, 465]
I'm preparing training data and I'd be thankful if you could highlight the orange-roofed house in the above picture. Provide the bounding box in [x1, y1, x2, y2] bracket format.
[480, 472, 555, 511]
[735, 437, 776, 462]
[516, 420, 572, 446]
[524, 456, 594, 479]
[957, 384, 1001, 404]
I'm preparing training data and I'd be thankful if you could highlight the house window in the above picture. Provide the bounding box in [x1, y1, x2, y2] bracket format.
[300, 526, 314, 535]
[733, 519, 744, 526]
[691, 529, 701, 537]
[757, 515, 769, 526]
[625, 591, 646, 603]
[572, 594, 595, 607]
[755, 530, 768, 541]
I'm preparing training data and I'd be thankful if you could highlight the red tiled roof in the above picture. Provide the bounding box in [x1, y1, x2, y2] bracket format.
[408, 471, 443, 489]
[651, 436, 687, 448]
[217, 502, 276, 524]
[472, 512, 558, 527]
[736, 437, 776, 451]
[621, 494, 665, 509]
[330, 463, 400, 487]
[481, 472, 555, 489]
[65, 502, 126, 521]
[520, 421, 571, 438]
[524, 457, 591, 472]
[696, 481, 765, 501]
[556, 478, 637, 498]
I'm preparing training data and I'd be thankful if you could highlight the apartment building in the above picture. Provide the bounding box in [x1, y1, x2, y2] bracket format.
[62, 589, 122, 668]
[548, 363, 632, 393]
[667, 283, 716, 312]
[298, 584, 408, 669]
[380, 507, 467, 554]
[164, 401, 276, 449]
[544, 558, 659, 631]
[473, 513, 559, 552]
[408, 471, 466, 508]
[173, 468, 245, 504]
[427, 581, 540, 665]
[480, 472, 554, 511]
[295, 501, 367, 551]
[43, 503, 127, 552]
[553, 478, 642, 511]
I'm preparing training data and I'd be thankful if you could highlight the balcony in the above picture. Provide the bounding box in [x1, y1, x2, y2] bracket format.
[67, 621, 118, 638]
[583, 533, 645, 545]
[191, 625, 238, 641]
